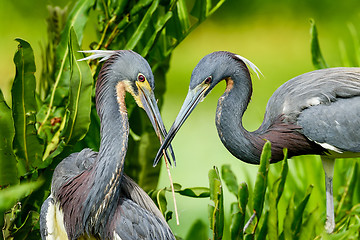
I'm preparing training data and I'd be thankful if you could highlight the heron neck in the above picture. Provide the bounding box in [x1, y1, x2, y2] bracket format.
[83, 81, 129, 233]
[215, 75, 263, 164]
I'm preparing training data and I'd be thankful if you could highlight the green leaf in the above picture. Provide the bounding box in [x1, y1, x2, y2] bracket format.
[190, 0, 207, 22]
[0, 180, 43, 211]
[268, 190, 278, 240]
[173, 186, 210, 198]
[276, 150, 288, 206]
[237, 182, 249, 238]
[221, 164, 239, 198]
[282, 194, 295, 240]
[11, 39, 44, 176]
[258, 211, 269, 240]
[61, 28, 93, 145]
[253, 141, 271, 219]
[230, 202, 243, 240]
[11, 210, 40, 240]
[37, 0, 95, 136]
[310, 19, 328, 69]
[42, 28, 93, 162]
[141, 11, 173, 57]
[336, 161, 358, 218]
[125, 0, 160, 50]
[185, 219, 208, 240]
[0, 90, 18, 187]
[298, 207, 318, 240]
[175, 0, 191, 34]
[208, 166, 224, 240]
[292, 185, 313, 236]
[149, 188, 167, 216]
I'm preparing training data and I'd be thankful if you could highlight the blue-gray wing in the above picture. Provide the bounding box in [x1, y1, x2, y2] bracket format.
[51, 148, 97, 196]
[111, 198, 175, 240]
[298, 96, 360, 152]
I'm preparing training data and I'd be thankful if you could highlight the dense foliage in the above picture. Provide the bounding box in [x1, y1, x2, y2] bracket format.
[0, 1, 359, 239]
[0, 0, 225, 238]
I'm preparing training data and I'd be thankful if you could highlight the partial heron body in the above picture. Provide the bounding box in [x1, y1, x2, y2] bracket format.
[40, 50, 175, 239]
[154, 51, 360, 233]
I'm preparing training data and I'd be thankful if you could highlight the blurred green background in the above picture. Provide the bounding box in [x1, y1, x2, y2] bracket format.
[1, 0, 360, 238]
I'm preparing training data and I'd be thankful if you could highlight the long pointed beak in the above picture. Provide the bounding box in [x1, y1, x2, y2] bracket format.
[138, 84, 176, 166]
[153, 84, 209, 166]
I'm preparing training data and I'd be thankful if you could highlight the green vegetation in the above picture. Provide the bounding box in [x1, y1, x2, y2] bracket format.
[1, 0, 360, 239]
[0, 0, 225, 238]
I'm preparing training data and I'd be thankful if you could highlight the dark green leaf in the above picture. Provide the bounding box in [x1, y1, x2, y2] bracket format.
[0, 180, 43, 211]
[0, 90, 18, 187]
[173, 186, 210, 198]
[61, 28, 93, 145]
[37, 0, 95, 136]
[190, 0, 207, 22]
[276, 150, 288, 206]
[258, 211, 269, 240]
[230, 202, 243, 240]
[292, 185, 313, 236]
[141, 11, 173, 57]
[336, 161, 358, 218]
[310, 19, 328, 69]
[208, 166, 224, 240]
[221, 164, 239, 197]
[150, 188, 167, 216]
[175, 0, 191, 34]
[298, 207, 317, 240]
[12, 39, 44, 176]
[282, 194, 295, 240]
[253, 141, 271, 219]
[125, 0, 160, 50]
[185, 219, 208, 240]
[268, 190, 278, 240]
[11, 210, 40, 240]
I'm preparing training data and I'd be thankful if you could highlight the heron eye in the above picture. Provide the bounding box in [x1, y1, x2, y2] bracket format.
[138, 74, 145, 82]
[204, 76, 212, 84]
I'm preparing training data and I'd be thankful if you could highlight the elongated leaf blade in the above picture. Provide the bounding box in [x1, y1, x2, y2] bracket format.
[12, 39, 44, 176]
[0, 90, 18, 186]
[230, 202, 243, 240]
[173, 186, 210, 198]
[282, 194, 295, 240]
[222, 164, 239, 197]
[209, 166, 224, 240]
[310, 19, 328, 69]
[0, 180, 43, 211]
[276, 150, 288, 206]
[141, 11, 173, 57]
[253, 141, 271, 219]
[61, 28, 93, 145]
[125, 0, 160, 50]
[37, 0, 95, 135]
[292, 185, 313, 235]
[185, 219, 208, 240]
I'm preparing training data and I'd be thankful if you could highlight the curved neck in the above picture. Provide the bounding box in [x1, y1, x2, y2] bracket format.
[215, 73, 264, 164]
[83, 80, 129, 233]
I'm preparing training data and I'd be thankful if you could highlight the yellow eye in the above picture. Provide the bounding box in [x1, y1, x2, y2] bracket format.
[138, 74, 145, 82]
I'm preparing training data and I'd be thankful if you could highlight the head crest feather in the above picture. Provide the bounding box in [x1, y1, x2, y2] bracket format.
[234, 54, 263, 79]
[78, 50, 117, 62]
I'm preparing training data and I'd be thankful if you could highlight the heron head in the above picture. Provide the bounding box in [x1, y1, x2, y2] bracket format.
[85, 50, 174, 165]
[153, 51, 261, 166]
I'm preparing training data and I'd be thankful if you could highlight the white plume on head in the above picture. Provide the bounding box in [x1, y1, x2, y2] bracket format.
[234, 54, 263, 79]
[77, 50, 117, 62]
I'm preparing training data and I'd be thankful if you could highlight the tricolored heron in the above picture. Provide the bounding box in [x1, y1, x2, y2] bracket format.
[40, 50, 175, 239]
[154, 51, 360, 233]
